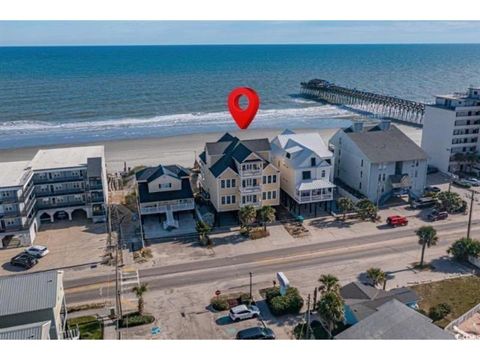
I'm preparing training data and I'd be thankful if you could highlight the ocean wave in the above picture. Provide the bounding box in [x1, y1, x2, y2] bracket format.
[0, 105, 353, 134]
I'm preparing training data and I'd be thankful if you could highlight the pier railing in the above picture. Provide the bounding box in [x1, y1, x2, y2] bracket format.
[301, 79, 425, 126]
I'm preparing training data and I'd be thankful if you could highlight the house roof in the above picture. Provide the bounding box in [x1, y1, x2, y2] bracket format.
[335, 299, 455, 340]
[274, 130, 333, 159]
[0, 271, 62, 317]
[205, 133, 271, 177]
[298, 179, 335, 191]
[30, 146, 104, 171]
[136, 164, 189, 183]
[340, 282, 419, 322]
[0, 161, 32, 188]
[344, 124, 427, 163]
[137, 178, 193, 203]
[0, 321, 51, 340]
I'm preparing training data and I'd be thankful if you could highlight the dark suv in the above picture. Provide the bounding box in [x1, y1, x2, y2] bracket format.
[428, 210, 448, 222]
[236, 327, 276, 340]
[10, 253, 38, 269]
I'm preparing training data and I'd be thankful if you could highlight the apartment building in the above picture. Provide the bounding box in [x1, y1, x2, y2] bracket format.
[270, 130, 335, 214]
[0, 161, 37, 248]
[198, 133, 280, 213]
[0, 145, 107, 248]
[0, 270, 70, 340]
[421, 86, 480, 174]
[330, 121, 428, 204]
[135, 164, 194, 238]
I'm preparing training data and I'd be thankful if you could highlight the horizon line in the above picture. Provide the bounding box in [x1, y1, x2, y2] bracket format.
[2, 42, 480, 48]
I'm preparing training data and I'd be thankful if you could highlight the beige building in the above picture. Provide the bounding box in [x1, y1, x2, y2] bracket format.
[198, 133, 280, 213]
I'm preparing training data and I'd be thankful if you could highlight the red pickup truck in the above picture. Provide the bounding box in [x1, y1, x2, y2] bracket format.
[386, 215, 409, 227]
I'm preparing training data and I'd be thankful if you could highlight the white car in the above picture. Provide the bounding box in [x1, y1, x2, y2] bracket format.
[25, 245, 49, 258]
[465, 178, 480, 186]
[229, 304, 261, 322]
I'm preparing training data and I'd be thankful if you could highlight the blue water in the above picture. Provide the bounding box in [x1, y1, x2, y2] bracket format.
[1, 44, 480, 149]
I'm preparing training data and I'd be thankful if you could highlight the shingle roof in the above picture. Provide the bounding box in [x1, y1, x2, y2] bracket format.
[136, 164, 188, 182]
[0, 321, 51, 340]
[335, 299, 455, 340]
[0, 271, 62, 317]
[137, 178, 193, 203]
[206, 133, 271, 177]
[341, 282, 419, 321]
[345, 124, 427, 163]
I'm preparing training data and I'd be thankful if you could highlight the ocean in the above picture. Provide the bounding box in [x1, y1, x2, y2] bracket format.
[1, 44, 480, 149]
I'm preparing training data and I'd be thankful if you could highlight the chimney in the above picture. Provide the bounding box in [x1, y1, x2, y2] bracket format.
[379, 120, 391, 131]
[352, 122, 364, 133]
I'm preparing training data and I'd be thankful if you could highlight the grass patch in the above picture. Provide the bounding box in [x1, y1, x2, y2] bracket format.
[412, 276, 480, 328]
[67, 316, 103, 340]
[67, 302, 108, 313]
[119, 312, 155, 328]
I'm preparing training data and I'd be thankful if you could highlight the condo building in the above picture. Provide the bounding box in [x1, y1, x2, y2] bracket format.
[0, 146, 107, 248]
[421, 87, 480, 174]
[198, 133, 280, 213]
[330, 121, 427, 204]
[270, 130, 335, 214]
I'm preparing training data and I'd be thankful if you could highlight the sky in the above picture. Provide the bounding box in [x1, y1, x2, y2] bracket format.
[1, 21, 480, 46]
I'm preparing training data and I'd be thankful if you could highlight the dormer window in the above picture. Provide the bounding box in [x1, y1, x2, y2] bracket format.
[286, 152, 291, 159]
[311, 158, 316, 167]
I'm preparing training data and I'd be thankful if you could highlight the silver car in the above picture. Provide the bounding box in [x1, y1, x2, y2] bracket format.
[25, 245, 49, 258]
[229, 304, 261, 322]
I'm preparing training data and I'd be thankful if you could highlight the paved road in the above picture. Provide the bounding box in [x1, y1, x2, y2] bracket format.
[65, 219, 480, 304]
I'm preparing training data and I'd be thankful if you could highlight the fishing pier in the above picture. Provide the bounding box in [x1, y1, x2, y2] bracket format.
[301, 79, 425, 126]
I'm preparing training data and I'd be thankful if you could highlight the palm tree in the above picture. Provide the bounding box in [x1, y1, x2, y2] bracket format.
[132, 283, 148, 315]
[316, 291, 345, 338]
[258, 205, 276, 231]
[356, 199, 378, 222]
[318, 274, 340, 295]
[337, 197, 354, 221]
[239, 205, 257, 233]
[415, 226, 439, 267]
[366, 267, 387, 289]
[195, 220, 212, 246]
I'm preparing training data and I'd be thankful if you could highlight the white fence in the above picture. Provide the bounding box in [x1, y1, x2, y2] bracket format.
[445, 302, 480, 333]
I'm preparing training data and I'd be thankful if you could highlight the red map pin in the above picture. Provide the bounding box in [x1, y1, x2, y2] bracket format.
[228, 87, 260, 130]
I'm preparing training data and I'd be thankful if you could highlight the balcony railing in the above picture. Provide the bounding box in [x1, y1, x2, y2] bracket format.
[0, 195, 18, 204]
[239, 168, 262, 177]
[88, 182, 103, 190]
[241, 201, 261, 207]
[34, 175, 86, 185]
[35, 187, 85, 197]
[239, 185, 261, 194]
[140, 200, 194, 215]
[36, 200, 86, 210]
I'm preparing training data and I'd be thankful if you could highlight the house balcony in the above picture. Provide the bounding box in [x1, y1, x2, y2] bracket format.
[140, 199, 195, 215]
[33, 175, 86, 185]
[294, 192, 333, 204]
[35, 187, 85, 197]
[36, 199, 86, 210]
[295, 179, 335, 203]
[0, 195, 18, 205]
[239, 168, 262, 177]
[239, 185, 261, 194]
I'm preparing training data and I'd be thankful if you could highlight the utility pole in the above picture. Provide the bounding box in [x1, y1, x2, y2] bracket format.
[305, 294, 311, 339]
[249, 272, 253, 300]
[467, 190, 475, 239]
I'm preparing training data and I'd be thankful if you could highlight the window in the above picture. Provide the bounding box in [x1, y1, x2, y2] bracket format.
[378, 174, 381, 181]
[286, 153, 291, 159]
[221, 195, 236, 205]
[361, 159, 364, 167]
[382, 174, 386, 181]
[360, 171, 363, 178]
[321, 170, 326, 178]
[311, 158, 316, 167]
[272, 191, 276, 199]
[231, 179, 236, 187]
[263, 192, 267, 200]
[159, 183, 172, 189]
[359, 182, 362, 189]
[302, 171, 311, 180]
[226, 179, 230, 188]
[263, 176, 267, 184]
[415, 160, 419, 167]
[221, 180, 225, 188]
[272, 175, 277, 183]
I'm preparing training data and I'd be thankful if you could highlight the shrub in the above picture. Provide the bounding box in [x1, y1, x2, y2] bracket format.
[265, 287, 304, 316]
[448, 237, 480, 261]
[428, 303, 452, 322]
[119, 312, 155, 328]
[210, 295, 229, 311]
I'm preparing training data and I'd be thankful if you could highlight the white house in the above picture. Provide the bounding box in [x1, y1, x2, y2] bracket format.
[270, 130, 335, 215]
[421, 86, 480, 174]
[330, 121, 428, 204]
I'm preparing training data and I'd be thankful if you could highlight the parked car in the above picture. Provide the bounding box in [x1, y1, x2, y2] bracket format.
[386, 215, 409, 227]
[427, 210, 449, 222]
[464, 178, 480, 187]
[236, 327, 276, 340]
[452, 178, 471, 189]
[411, 197, 437, 209]
[229, 304, 261, 322]
[56, 211, 68, 220]
[25, 245, 49, 258]
[10, 253, 38, 269]
[424, 186, 441, 194]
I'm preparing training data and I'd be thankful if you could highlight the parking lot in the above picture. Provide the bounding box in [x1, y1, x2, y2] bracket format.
[0, 218, 108, 276]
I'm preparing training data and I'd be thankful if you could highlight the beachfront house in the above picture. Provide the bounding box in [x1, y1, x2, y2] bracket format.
[329, 121, 427, 205]
[270, 130, 335, 216]
[0, 146, 107, 248]
[198, 133, 280, 215]
[135, 164, 195, 239]
[421, 86, 480, 174]
[0, 270, 74, 340]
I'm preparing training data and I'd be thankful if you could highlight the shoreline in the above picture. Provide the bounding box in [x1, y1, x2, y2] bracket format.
[0, 125, 422, 172]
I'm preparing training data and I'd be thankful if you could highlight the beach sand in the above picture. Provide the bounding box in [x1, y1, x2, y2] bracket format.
[0, 125, 422, 173]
